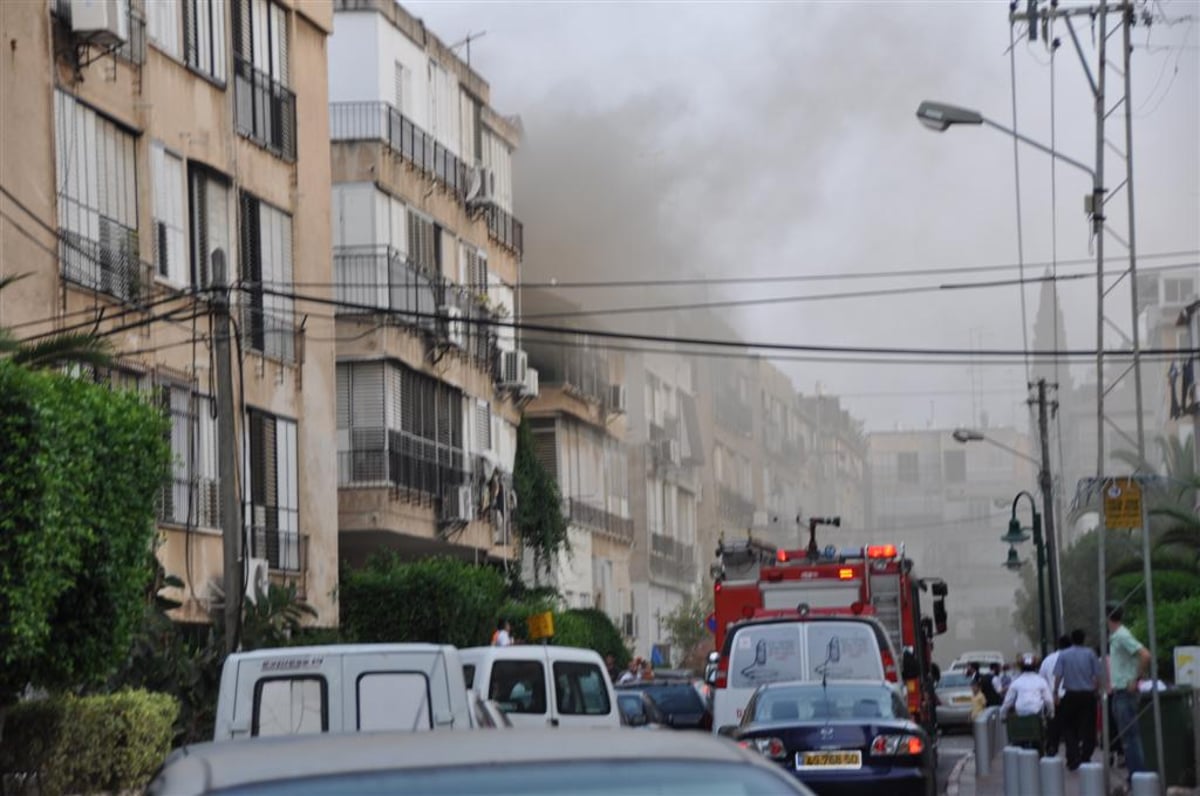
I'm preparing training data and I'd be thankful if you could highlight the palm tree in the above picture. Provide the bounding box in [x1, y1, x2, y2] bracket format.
[0, 274, 112, 369]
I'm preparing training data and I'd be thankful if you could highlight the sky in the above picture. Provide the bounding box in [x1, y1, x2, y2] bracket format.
[407, 0, 1200, 434]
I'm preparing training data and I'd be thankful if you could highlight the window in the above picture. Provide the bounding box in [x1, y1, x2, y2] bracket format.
[146, 0, 180, 58]
[393, 61, 409, 115]
[462, 665, 476, 689]
[253, 677, 325, 737]
[159, 385, 219, 528]
[151, 143, 187, 284]
[553, 662, 611, 716]
[357, 672, 432, 731]
[897, 451, 919, 484]
[489, 660, 546, 715]
[1164, 277, 1196, 305]
[474, 399, 491, 453]
[943, 449, 966, 483]
[188, 165, 233, 288]
[54, 91, 141, 302]
[233, 0, 295, 159]
[240, 192, 295, 361]
[183, 0, 227, 82]
[407, 212, 438, 273]
[245, 409, 300, 571]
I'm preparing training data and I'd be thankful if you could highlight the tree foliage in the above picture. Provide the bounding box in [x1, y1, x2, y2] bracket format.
[663, 590, 714, 667]
[513, 419, 570, 580]
[0, 361, 170, 703]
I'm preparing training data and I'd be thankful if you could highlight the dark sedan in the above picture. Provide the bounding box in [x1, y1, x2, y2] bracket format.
[728, 680, 935, 796]
[618, 682, 713, 731]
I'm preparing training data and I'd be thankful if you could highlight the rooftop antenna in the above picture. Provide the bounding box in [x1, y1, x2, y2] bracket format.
[449, 30, 488, 67]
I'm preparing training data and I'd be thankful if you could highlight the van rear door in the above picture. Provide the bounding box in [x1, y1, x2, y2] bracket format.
[340, 649, 453, 731]
[224, 652, 336, 739]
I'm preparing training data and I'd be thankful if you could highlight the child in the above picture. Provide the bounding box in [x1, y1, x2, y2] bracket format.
[969, 680, 987, 721]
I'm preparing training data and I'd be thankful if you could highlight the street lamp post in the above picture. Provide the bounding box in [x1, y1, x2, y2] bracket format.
[1004, 491, 1048, 658]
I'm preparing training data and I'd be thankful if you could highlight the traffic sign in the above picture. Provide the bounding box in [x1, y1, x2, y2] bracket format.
[1103, 477, 1142, 530]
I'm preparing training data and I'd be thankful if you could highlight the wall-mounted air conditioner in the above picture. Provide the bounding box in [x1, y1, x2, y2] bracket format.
[607, 384, 627, 414]
[442, 485, 474, 523]
[245, 557, 270, 604]
[69, 0, 129, 47]
[438, 305, 466, 349]
[520, 366, 539, 399]
[466, 165, 495, 208]
[499, 349, 527, 388]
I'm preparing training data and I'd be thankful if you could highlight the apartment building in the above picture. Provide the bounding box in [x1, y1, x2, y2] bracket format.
[0, 0, 337, 622]
[757, 360, 816, 550]
[867, 426, 1037, 661]
[798, 393, 868, 531]
[327, 0, 531, 566]
[625, 350, 704, 662]
[522, 293, 632, 618]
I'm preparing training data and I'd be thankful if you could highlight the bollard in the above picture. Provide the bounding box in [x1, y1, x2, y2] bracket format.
[1018, 748, 1041, 796]
[1039, 754, 1065, 796]
[1077, 762, 1103, 796]
[1129, 772, 1161, 796]
[1002, 747, 1022, 796]
[996, 711, 1008, 749]
[974, 713, 993, 777]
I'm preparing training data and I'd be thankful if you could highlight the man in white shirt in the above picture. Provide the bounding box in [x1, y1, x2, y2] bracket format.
[1001, 654, 1055, 719]
[1039, 635, 1071, 756]
[492, 618, 513, 647]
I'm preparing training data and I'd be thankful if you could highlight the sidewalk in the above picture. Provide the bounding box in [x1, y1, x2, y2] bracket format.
[947, 753, 1198, 796]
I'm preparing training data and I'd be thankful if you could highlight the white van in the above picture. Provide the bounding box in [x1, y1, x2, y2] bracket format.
[213, 644, 472, 740]
[712, 616, 897, 732]
[459, 645, 621, 729]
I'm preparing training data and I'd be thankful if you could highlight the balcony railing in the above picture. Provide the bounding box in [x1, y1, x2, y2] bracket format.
[333, 245, 499, 370]
[650, 533, 698, 584]
[718, 485, 757, 524]
[60, 227, 149, 304]
[235, 57, 296, 161]
[330, 102, 470, 199]
[240, 303, 299, 364]
[338, 429, 468, 499]
[483, 203, 523, 258]
[248, 526, 306, 579]
[159, 476, 220, 528]
[566, 497, 633, 544]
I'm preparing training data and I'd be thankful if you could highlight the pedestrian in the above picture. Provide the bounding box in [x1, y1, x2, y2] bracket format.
[1053, 629, 1103, 770]
[1107, 604, 1152, 778]
[640, 659, 655, 681]
[1040, 634, 1071, 756]
[617, 657, 641, 685]
[978, 665, 1002, 707]
[491, 618, 513, 647]
[1001, 654, 1055, 720]
[968, 680, 987, 722]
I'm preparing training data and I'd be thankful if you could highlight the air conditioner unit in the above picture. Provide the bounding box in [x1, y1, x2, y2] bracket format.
[465, 165, 495, 207]
[519, 366, 539, 399]
[245, 557, 270, 604]
[442, 484, 474, 523]
[657, 438, 681, 466]
[499, 349, 527, 388]
[438, 305, 466, 348]
[607, 384, 627, 414]
[69, 0, 129, 47]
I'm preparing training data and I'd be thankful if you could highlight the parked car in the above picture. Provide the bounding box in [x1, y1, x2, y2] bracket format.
[934, 672, 977, 731]
[728, 680, 936, 796]
[460, 645, 621, 728]
[618, 681, 713, 731]
[617, 690, 665, 728]
[146, 728, 819, 795]
[213, 644, 472, 740]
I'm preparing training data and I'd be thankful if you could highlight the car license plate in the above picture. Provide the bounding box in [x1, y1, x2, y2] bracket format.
[797, 750, 862, 769]
[952, 696, 972, 704]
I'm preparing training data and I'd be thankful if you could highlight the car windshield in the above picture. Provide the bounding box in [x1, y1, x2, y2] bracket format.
[644, 686, 705, 713]
[938, 673, 973, 688]
[750, 684, 902, 723]
[211, 760, 803, 795]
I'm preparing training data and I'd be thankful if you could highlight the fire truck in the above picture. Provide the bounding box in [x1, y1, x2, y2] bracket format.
[708, 517, 949, 733]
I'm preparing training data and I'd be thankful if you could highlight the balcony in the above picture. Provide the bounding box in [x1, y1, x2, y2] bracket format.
[240, 304, 299, 364]
[650, 533, 698, 584]
[718, 485, 757, 525]
[333, 245, 498, 370]
[483, 203, 523, 258]
[337, 429, 468, 501]
[235, 57, 296, 161]
[60, 227, 149, 305]
[566, 497, 633, 544]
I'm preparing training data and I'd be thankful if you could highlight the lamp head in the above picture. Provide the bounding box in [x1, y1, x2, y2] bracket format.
[916, 101, 985, 132]
[1003, 545, 1025, 571]
[952, 427, 984, 444]
[1001, 517, 1030, 545]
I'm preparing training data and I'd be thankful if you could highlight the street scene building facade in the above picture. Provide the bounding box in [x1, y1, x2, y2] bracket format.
[0, 0, 338, 623]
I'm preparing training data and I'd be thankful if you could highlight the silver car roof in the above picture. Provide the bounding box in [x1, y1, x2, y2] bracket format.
[149, 728, 770, 793]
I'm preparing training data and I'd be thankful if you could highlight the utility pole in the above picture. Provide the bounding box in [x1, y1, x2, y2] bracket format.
[211, 249, 242, 655]
[1030, 379, 1062, 643]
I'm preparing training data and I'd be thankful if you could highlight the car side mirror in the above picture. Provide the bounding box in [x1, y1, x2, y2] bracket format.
[717, 725, 739, 738]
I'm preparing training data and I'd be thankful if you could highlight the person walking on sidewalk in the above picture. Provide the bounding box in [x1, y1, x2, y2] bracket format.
[1040, 634, 1071, 757]
[1001, 654, 1054, 719]
[1053, 629, 1103, 770]
[1108, 604, 1152, 778]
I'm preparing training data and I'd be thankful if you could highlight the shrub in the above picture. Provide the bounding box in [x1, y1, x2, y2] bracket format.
[0, 690, 178, 795]
[554, 608, 630, 669]
[341, 555, 507, 648]
[1129, 595, 1200, 680]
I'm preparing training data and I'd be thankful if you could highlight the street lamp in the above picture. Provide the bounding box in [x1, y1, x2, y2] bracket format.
[1007, 491, 1049, 658]
[951, 427, 1062, 645]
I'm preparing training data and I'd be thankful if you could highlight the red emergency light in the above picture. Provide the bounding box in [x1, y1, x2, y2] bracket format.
[866, 544, 897, 559]
[777, 549, 789, 563]
[838, 567, 855, 580]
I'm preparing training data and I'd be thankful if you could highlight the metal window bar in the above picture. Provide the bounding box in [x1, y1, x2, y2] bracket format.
[248, 525, 305, 573]
[59, 226, 148, 304]
[240, 302, 297, 363]
[234, 56, 296, 161]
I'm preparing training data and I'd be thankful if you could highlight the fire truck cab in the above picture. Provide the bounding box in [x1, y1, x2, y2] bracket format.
[708, 532, 949, 736]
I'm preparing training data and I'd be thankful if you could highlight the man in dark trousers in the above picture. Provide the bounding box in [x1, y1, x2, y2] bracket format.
[1039, 635, 1072, 756]
[1054, 629, 1103, 770]
[978, 663, 1002, 707]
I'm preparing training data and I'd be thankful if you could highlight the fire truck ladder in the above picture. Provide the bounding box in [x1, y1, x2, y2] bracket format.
[868, 572, 904, 654]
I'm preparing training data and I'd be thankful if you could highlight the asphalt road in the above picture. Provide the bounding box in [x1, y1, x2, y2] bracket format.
[937, 732, 975, 793]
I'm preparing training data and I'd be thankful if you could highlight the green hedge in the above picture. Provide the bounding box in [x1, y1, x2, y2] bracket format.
[0, 690, 178, 795]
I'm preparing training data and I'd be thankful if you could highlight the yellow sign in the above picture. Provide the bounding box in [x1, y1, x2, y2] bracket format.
[527, 611, 555, 641]
[1103, 477, 1143, 530]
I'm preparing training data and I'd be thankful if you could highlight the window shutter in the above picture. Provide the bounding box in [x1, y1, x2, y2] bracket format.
[533, 429, 558, 481]
[232, 0, 250, 61]
[182, 0, 197, 66]
[350, 362, 384, 429]
[336, 364, 350, 429]
[394, 61, 404, 112]
[475, 400, 491, 452]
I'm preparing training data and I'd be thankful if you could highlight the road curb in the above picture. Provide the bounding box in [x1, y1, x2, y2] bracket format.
[945, 751, 973, 796]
